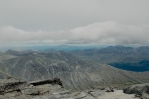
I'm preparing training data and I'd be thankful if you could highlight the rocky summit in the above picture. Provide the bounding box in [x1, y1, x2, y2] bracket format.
[0, 77, 140, 99]
[0, 77, 64, 99]
[124, 83, 149, 99]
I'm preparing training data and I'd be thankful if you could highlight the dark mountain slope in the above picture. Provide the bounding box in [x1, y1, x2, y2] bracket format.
[70, 46, 149, 72]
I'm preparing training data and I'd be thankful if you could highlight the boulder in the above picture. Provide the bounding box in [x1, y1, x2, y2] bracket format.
[0, 78, 27, 94]
[123, 83, 149, 99]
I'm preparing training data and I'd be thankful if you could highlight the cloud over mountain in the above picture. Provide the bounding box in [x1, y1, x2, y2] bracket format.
[0, 21, 149, 46]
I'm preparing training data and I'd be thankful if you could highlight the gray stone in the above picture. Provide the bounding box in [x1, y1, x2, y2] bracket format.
[123, 83, 149, 99]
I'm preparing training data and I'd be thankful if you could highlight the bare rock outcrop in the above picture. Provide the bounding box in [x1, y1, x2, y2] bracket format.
[0, 77, 140, 99]
[123, 83, 149, 99]
[0, 77, 64, 99]
[0, 78, 27, 95]
[29, 78, 63, 87]
[0, 77, 120, 99]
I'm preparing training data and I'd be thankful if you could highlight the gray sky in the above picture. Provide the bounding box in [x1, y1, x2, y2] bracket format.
[0, 0, 149, 47]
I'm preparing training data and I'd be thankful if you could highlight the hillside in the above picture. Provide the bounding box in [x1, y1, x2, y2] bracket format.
[0, 50, 149, 90]
[70, 46, 149, 72]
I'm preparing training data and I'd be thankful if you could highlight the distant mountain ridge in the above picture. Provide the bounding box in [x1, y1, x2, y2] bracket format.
[0, 49, 149, 90]
[70, 46, 149, 72]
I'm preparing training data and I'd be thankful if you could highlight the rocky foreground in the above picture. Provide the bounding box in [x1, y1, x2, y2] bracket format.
[124, 83, 149, 99]
[0, 77, 145, 99]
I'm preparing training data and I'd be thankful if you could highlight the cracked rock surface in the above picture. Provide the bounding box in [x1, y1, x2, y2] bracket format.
[0, 78, 139, 99]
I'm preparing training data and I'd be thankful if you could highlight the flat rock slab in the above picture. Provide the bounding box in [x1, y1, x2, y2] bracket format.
[98, 90, 139, 99]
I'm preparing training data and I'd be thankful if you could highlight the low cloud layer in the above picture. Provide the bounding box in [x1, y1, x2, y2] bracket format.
[0, 21, 149, 46]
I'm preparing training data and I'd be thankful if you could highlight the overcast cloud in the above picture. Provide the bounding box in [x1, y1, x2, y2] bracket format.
[0, 0, 149, 47]
[0, 21, 149, 45]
